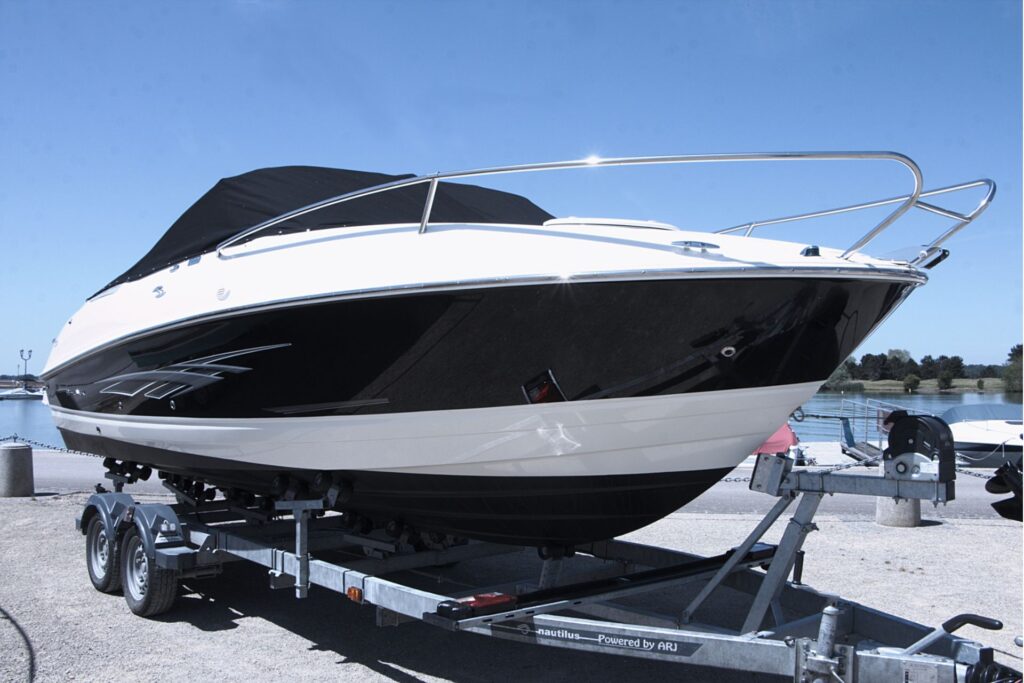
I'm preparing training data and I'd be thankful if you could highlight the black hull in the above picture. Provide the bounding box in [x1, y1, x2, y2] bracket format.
[62, 429, 728, 546]
[49, 276, 915, 546]
[47, 278, 913, 418]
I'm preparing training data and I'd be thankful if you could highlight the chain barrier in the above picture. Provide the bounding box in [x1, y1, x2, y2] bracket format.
[3, 433, 882, 485]
[952, 439, 1018, 479]
[0, 434, 103, 458]
[1, 434, 1002, 481]
[955, 466, 995, 480]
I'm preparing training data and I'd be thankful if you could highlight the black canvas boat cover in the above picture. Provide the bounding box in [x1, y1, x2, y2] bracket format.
[101, 166, 553, 293]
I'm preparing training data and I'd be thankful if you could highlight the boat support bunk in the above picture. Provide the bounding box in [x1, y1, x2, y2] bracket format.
[78, 417, 1020, 683]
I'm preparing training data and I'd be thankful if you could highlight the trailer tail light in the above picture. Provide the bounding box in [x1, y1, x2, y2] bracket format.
[346, 587, 363, 603]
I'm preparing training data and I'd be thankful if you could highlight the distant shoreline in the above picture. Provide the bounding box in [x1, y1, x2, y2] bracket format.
[821, 377, 1015, 395]
[0, 380, 43, 390]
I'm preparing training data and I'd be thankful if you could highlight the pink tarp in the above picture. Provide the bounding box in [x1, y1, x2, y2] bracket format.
[754, 423, 799, 454]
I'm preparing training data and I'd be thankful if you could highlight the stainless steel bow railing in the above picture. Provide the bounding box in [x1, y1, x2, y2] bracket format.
[716, 177, 996, 265]
[215, 152, 994, 266]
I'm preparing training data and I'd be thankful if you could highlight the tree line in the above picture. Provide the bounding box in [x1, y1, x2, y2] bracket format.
[826, 344, 1022, 392]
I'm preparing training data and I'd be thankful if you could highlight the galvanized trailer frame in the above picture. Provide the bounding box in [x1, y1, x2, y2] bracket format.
[78, 449, 1019, 683]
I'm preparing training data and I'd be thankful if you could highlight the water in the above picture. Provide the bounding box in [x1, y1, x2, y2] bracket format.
[0, 399, 63, 446]
[793, 391, 1022, 444]
[1, 391, 1020, 451]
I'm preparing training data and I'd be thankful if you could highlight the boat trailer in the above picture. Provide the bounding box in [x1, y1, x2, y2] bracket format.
[78, 415, 1020, 682]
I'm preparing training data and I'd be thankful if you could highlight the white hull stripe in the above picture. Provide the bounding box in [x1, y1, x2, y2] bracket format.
[51, 381, 822, 477]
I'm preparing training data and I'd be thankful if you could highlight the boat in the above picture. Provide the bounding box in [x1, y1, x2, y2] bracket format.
[941, 404, 1023, 468]
[0, 385, 44, 401]
[40, 152, 995, 547]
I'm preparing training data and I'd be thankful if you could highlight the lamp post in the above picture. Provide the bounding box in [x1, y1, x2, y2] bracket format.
[19, 349, 31, 387]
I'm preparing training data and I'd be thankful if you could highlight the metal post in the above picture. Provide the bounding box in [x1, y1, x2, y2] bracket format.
[681, 494, 794, 623]
[418, 178, 438, 234]
[19, 349, 31, 387]
[295, 508, 309, 598]
[792, 550, 805, 585]
[742, 493, 823, 633]
[816, 605, 840, 658]
[538, 557, 563, 589]
[274, 499, 323, 598]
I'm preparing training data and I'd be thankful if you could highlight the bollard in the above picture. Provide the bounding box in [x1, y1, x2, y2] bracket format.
[875, 496, 921, 527]
[0, 442, 34, 497]
[875, 462, 921, 527]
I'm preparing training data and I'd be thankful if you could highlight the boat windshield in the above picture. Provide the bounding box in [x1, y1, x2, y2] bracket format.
[941, 404, 1023, 424]
[98, 166, 552, 295]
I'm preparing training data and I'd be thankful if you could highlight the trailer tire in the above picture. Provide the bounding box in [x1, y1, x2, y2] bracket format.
[86, 516, 121, 593]
[120, 527, 178, 617]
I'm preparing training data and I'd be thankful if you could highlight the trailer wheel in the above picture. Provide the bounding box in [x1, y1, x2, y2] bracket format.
[86, 517, 121, 593]
[120, 527, 178, 617]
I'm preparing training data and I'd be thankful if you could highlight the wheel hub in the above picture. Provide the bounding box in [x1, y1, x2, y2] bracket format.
[128, 542, 149, 598]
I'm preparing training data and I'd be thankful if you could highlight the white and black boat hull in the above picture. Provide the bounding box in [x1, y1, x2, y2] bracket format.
[52, 382, 819, 544]
[45, 276, 913, 545]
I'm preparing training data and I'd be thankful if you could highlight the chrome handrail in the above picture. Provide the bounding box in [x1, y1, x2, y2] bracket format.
[216, 152, 937, 259]
[717, 178, 995, 263]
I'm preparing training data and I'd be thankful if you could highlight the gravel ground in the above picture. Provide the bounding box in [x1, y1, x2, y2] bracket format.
[0, 481, 1019, 683]
[2, 445, 1022, 681]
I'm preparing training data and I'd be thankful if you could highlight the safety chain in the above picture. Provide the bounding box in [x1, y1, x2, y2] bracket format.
[721, 455, 884, 484]
[812, 455, 883, 473]
[728, 452, 998, 482]
[0, 434, 102, 458]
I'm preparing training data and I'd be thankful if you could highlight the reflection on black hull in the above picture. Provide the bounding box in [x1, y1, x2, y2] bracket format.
[48, 278, 914, 418]
[62, 429, 729, 546]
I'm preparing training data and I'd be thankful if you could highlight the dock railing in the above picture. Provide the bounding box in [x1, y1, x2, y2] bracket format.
[793, 398, 916, 464]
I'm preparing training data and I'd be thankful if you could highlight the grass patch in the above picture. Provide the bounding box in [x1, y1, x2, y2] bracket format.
[846, 377, 1007, 394]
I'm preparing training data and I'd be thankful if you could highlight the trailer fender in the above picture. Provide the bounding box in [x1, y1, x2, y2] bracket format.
[76, 492, 137, 541]
[124, 504, 186, 558]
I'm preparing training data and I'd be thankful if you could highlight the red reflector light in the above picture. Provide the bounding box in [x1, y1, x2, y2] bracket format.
[461, 592, 516, 609]
[522, 370, 566, 404]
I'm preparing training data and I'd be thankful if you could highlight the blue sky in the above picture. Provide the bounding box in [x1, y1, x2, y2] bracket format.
[0, 0, 1020, 376]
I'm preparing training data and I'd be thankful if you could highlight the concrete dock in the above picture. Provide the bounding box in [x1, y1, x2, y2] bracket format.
[0, 446, 1020, 682]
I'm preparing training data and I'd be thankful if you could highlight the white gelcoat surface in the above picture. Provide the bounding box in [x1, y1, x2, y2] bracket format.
[949, 420, 1024, 450]
[50, 381, 822, 477]
[44, 220, 924, 374]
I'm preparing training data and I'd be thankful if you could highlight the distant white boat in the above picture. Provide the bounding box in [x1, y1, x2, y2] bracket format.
[0, 386, 44, 401]
[941, 404, 1023, 468]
